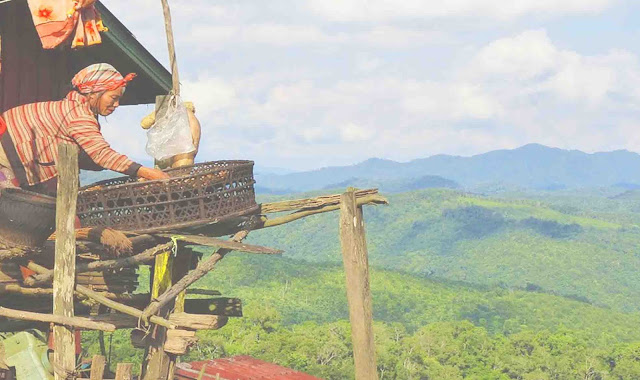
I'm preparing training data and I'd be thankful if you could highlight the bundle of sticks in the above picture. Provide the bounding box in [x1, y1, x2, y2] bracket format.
[48, 227, 133, 256]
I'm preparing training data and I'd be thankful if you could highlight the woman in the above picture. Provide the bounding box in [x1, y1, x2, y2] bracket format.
[0, 63, 169, 195]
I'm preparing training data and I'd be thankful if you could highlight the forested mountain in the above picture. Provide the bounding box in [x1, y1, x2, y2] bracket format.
[248, 189, 640, 312]
[86, 255, 640, 379]
[255, 144, 640, 192]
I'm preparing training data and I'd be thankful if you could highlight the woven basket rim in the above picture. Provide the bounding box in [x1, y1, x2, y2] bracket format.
[79, 159, 255, 193]
[1, 187, 56, 205]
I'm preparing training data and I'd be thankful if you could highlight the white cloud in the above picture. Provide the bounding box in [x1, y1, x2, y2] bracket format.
[467, 30, 639, 107]
[471, 30, 557, 80]
[355, 54, 383, 73]
[402, 82, 501, 120]
[307, 0, 614, 22]
[182, 77, 238, 115]
[187, 24, 445, 49]
[340, 123, 374, 142]
[96, 0, 640, 170]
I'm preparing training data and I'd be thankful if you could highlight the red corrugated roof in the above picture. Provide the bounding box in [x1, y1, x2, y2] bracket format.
[174, 356, 323, 380]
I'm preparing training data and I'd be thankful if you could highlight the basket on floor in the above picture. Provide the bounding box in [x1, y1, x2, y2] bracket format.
[77, 160, 258, 233]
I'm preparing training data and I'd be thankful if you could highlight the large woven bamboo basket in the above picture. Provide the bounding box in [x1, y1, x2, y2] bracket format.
[77, 160, 258, 233]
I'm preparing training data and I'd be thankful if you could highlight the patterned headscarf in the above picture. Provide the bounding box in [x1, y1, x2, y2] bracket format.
[71, 63, 136, 94]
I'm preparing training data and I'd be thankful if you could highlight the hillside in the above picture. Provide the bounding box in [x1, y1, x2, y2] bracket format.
[255, 144, 640, 192]
[249, 188, 640, 312]
[192, 255, 640, 340]
[87, 256, 640, 379]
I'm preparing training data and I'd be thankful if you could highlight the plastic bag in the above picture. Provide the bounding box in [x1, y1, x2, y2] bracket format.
[145, 95, 196, 161]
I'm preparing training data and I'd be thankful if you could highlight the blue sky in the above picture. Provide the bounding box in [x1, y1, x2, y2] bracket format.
[102, 0, 640, 170]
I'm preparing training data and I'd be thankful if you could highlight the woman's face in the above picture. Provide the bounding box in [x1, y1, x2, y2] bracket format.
[90, 87, 124, 116]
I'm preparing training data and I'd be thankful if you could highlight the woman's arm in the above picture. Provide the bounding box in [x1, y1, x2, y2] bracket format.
[66, 116, 168, 179]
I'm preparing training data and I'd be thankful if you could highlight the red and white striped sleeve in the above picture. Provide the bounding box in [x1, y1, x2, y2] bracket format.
[64, 115, 141, 175]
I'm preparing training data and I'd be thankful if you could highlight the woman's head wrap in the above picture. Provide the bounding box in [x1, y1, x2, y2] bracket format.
[71, 63, 136, 94]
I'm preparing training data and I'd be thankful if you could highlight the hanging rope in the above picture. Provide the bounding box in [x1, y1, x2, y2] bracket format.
[160, 0, 180, 96]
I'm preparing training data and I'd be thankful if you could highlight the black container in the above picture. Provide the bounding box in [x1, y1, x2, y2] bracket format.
[0, 188, 56, 248]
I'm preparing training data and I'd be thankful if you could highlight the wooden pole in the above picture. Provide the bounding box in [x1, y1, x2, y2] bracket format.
[167, 244, 194, 379]
[261, 194, 388, 229]
[89, 355, 106, 380]
[141, 248, 176, 379]
[339, 188, 378, 380]
[25, 242, 174, 287]
[260, 188, 381, 214]
[115, 363, 133, 380]
[0, 306, 115, 331]
[160, 0, 180, 96]
[75, 284, 175, 329]
[53, 143, 79, 380]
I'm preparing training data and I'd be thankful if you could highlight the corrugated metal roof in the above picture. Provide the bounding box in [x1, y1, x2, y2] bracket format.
[175, 356, 323, 380]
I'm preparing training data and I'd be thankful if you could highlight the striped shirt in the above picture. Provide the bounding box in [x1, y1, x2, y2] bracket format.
[0, 91, 141, 186]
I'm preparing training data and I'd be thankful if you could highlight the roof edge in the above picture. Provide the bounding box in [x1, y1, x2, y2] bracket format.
[95, 1, 172, 96]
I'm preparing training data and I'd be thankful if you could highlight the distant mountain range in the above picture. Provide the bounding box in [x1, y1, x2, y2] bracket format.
[255, 144, 640, 193]
[79, 144, 640, 193]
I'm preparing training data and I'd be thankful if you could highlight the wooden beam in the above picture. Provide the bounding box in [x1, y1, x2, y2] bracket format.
[184, 298, 242, 317]
[0, 283, 151, 305]
[0, 284, 54, 296]
[261, 188, 381, 213]
[190, 189, 387, 237]
[155, 234, 282, 254]
[88, 313, 140, 329]
[0, 306, 115, 331]
[185, 289, 221, 296]
[53, 143, 79, 380]
[89, 312, 229, 331]
[24, 242, 173, 287]
[169, 313, 228, 330]
[339, 189, 378, 380]
[164, 329, 197, 355]
[76, 284, 175, 329]
[261, 194, 388, 228]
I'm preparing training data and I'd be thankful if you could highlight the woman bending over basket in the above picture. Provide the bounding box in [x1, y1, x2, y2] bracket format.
[0, 63, 169, 195]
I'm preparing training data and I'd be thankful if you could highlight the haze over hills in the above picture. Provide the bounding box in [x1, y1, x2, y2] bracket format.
[79, 144, 640, 193]
[255, 144, 640, 193]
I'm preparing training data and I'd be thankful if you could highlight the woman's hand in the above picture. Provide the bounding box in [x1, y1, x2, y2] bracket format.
[137, 166, 170, 181]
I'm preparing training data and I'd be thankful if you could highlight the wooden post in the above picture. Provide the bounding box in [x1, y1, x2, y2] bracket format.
[89, 355, 106, 380]
[141, 249, 175, 379]
[167, 244, 193, 379]
[339, 188, 378, 380]
[53, 143, 78, 380]
[115, 363, 133, 380]
[142, 242, 193, 379]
